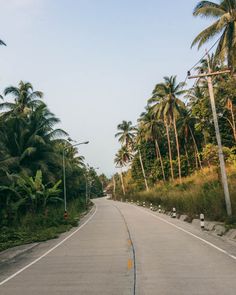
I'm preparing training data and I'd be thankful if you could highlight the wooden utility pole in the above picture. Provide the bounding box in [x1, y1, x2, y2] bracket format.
[188, 65, 232, 216]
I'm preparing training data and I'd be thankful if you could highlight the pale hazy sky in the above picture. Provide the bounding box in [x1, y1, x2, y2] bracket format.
[0, 0, 211, 176]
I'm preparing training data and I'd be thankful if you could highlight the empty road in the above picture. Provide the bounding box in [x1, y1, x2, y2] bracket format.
[1, 198, 236, 295]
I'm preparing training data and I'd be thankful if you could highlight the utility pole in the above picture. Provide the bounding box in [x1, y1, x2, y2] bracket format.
[188, 63, 232, 216]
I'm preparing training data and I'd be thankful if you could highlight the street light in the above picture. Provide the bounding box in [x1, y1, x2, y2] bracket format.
[63, 141, 89, 218]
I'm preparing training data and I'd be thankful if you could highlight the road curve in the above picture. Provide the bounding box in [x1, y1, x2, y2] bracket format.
[1, 198, 236, 295]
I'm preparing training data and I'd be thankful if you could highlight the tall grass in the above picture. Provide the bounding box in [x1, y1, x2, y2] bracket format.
[125, 166, 236, 222]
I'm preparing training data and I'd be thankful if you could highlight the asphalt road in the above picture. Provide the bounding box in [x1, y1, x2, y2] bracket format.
[1, 198, 236, 295]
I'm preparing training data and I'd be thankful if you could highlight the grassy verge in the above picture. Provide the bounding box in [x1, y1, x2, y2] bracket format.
[123, 166, 236, 224]
[0, 198, 91, 252]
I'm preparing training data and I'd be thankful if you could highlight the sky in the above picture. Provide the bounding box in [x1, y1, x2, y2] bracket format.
[0, 0, 212, 176]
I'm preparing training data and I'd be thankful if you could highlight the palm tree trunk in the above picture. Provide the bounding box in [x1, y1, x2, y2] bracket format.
[165, 121, 174, 180]
[173, 116, 182, 181]
[189, 126, 202, 169]
[138, 148, 149, 191]
[155, 139, 166, 181]
[184, 144, 190, 170]
[194, 149, 199, 169]
[119, 169, 125, 196]
[113, 175, 116, 200]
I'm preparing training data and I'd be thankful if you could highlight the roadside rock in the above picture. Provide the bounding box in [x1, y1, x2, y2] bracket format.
[214, 224, 226, 236]
[179, 215, 188, 222]
[204, 221, 216, 231]
[225, 229, 236, 240]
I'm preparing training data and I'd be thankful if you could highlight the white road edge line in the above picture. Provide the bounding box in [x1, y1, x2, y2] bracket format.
[135, 206, 236, 261]
[0, 205, 98, 286]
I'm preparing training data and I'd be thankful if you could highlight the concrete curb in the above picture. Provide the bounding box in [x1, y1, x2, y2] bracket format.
[166, 211, 236, 242]
[0, 243, 39, 264]
[136, 204, 236, 242]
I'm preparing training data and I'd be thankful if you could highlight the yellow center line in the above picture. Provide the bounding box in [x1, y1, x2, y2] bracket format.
[128, 259, 133, 270]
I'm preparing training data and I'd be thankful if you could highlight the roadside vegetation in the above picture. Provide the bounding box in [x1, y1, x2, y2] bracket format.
[112, 0, 236, 222]
[0, 81, 107, 252]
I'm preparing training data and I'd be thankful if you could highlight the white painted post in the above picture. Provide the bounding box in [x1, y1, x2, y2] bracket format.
[137, 200, 139, 206]
[143, 201, 145, 207]
[158, 205, 161, 213]
[172, 208, 176, 218]
[150, 203, 153, 210]
[200, 213, 205, 229]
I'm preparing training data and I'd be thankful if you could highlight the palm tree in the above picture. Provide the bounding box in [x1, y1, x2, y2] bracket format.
[0, 81, 43, 116]
[179, 110, 203, 170]
[115, 120, 137, 148]
[150, 76, 186, 181]
[114, 146, 133, 196]
[192, 0, 236, 73]
[138, 110, 166, 181]
[135, 129, 149, 191]
[0, 103, 67, 182]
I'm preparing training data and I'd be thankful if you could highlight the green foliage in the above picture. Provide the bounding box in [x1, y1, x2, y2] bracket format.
[192, 0, 236, 72]
[0, 81, 103, 251]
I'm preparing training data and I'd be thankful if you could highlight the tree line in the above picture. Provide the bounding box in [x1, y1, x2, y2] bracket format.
[0, 81, 103, 228]
[113, 0, 236, 195]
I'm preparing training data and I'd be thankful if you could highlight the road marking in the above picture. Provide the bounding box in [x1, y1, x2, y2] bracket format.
[0, 205, 98, 287]
[113, 204, 136, 295]
[128, 259, 133, 270]
[135, 206, 236, 261]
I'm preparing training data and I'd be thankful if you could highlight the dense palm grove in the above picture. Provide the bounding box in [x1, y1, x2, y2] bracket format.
[0, 81, 104, 249]
[113, 0, 236, 213]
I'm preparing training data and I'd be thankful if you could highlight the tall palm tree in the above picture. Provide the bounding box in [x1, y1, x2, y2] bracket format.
[115, 120, 137, 148]
[114, 146, 133, 196]
[148, 100, 174, 180]
[192, 0, 236, 73]
[0, 81, 43, 116]
[150, 76, 186, 181]
[138, 110, 166, 181]
[135, 129, 149, 191]
[179, 110, 203, 170]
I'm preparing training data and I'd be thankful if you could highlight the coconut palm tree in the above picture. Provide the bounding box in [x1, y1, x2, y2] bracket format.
[148, 100, 174, 180]
[115, 120, 137, 148]
[149, 76, 186, 181]
[192, 0, 236, 73]
[0, 81, 43, 116]
[134, 129, 150, 191]
[114, 146, 133, 196]
[138, 110, 166, 181]
[0, 103, 67, 182]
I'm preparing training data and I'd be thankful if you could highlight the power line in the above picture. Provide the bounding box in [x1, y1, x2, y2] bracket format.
[183, 36, 223, 104]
